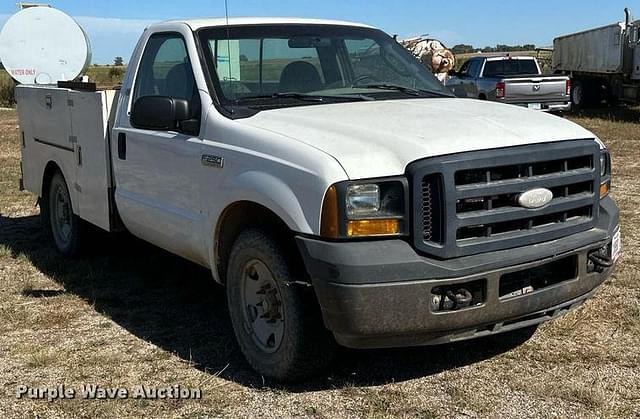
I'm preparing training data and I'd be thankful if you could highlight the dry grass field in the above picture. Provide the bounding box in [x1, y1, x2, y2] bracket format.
[0, 105, 639, 418]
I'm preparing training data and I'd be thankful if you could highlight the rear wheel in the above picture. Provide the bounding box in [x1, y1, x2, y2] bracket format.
[41, 171, 83, 257]
[571, 80, 585, 109]
[226, 228, 336, 381]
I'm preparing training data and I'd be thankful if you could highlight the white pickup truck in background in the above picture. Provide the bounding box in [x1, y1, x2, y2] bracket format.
[16, 16, 620, 381]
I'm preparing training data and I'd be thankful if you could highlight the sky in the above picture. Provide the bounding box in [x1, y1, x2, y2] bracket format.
[0, 0, 636, 64]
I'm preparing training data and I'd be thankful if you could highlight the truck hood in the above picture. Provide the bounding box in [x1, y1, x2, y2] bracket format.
[240, 98, 595, 179]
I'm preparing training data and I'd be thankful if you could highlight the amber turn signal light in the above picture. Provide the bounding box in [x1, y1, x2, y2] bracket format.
[347, 219, 400, 237]
[320, 186, 339, 238]
[600, 182, 610, 199]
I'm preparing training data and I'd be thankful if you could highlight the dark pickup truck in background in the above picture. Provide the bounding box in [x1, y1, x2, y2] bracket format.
[447, 56, 572, 112]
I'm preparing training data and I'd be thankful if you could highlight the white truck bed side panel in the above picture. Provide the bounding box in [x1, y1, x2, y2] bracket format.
[16, 85, 117, 232]
[553, 23, 625, 74]
[70, 90, 118, 231]
[16, 86, 77, 206]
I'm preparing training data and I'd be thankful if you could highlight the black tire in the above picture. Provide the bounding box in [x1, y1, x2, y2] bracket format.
[226, 228, 336, 381]
[40, 171, 84, 257]
[605, 85, 620, 107]
[571, 80, 585, 109]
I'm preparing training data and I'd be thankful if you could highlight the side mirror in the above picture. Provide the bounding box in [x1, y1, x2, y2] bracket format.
[630, 26, 640, 44]
[131, 96, 191, 131]
[448, 69, 458, 77]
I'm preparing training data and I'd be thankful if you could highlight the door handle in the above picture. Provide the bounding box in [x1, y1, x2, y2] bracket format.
[118, 133, 126, 160]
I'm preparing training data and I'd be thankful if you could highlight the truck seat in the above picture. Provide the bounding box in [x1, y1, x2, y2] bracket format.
[279, 61, 322, 93]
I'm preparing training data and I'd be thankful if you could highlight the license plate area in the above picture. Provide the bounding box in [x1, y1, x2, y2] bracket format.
[528, 103, 542, 110]
[612, 228, 622, 262]
[499, 255, 578, 299]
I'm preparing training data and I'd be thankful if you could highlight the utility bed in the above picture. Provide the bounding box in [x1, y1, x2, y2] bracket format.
[16, 85, 119, 231]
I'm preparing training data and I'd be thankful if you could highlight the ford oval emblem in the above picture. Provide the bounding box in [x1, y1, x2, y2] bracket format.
[517, 188, 553, 209]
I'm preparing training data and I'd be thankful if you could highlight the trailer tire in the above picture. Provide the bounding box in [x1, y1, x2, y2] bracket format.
[226, 228, 336, 382]
[41, 171, 84, 257]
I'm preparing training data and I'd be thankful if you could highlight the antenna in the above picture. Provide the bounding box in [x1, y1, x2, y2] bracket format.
[224, 0, 234, 114]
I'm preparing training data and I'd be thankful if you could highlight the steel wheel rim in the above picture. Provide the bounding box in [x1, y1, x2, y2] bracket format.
[50, 183, 72, 247]
[240, 259, 285, 354]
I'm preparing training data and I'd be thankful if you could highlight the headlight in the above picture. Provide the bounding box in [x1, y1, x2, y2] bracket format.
[346, 184, 380, 217]
[599, 150, 611, 199]
[321, 178, 408, 238]
[599, 153, 607, 177]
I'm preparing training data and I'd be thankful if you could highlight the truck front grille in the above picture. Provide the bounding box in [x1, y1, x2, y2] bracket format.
[421, 174, 443, 243]
[409, 140, 601, 259]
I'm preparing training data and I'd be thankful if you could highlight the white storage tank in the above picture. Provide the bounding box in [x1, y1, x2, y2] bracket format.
[0, 6, 91, 84]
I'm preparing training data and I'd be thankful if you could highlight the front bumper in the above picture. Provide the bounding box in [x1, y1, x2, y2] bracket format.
[297, 198, 619, 349]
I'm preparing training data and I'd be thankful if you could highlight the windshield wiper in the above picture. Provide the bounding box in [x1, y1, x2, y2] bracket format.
[357, 83, 452, 98]
[235, 92, 374, 103]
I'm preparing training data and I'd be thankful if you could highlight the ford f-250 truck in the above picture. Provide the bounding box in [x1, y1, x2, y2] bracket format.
[448, 56, 572, 112]
[16, 18, 621, 381]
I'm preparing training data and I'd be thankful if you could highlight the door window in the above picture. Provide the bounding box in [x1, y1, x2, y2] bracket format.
[458, 60, 471, 77]
[468, 60, 482, 78]
[134, 33, 200, 105]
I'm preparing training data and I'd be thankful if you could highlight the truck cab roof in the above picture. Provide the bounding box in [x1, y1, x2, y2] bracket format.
[152, 17, 375, 31]
[466, 55, 537, 61]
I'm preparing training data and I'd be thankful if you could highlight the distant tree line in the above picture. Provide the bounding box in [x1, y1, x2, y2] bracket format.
[451, 44, 537, 54]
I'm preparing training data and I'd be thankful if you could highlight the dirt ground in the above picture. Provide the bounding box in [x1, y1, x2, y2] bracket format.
[0, 107, 639, 418]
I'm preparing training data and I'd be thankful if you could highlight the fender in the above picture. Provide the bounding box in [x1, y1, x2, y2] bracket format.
[205, 170, 323, 282]
[227, 170, 313, 233]
[205, 169, 328, 282]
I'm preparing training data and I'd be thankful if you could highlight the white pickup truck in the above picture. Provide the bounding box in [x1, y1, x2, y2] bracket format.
[17, 18, 621, 381]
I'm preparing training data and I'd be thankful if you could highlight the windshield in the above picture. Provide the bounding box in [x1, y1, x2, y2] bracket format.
[198, 24, 453, 111]
[483, 59, 540, 77]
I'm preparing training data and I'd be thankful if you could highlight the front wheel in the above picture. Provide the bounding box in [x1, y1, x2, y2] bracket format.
[226, 229, 336, 381]
[41, 171, 84, 257]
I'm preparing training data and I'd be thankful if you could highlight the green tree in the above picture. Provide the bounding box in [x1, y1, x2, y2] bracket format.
[451, 44, 475, 54]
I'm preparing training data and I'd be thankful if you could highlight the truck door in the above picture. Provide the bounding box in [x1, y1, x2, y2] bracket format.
[111, 32, 204, 261]
[450, 60, 473, 97]
[465, 59, 482, 98]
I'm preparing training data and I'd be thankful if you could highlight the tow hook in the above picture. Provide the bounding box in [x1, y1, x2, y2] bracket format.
[587, 247, 613, 273]
[431, 288, 473, 312]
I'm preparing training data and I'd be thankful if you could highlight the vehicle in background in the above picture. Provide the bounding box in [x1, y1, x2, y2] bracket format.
[447, 56, 571, 112]
[553, 8, 640, 108]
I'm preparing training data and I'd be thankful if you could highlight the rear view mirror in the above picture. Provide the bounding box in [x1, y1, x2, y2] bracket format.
[131, 96, 191, 131]
[288, 37, 331, 48]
